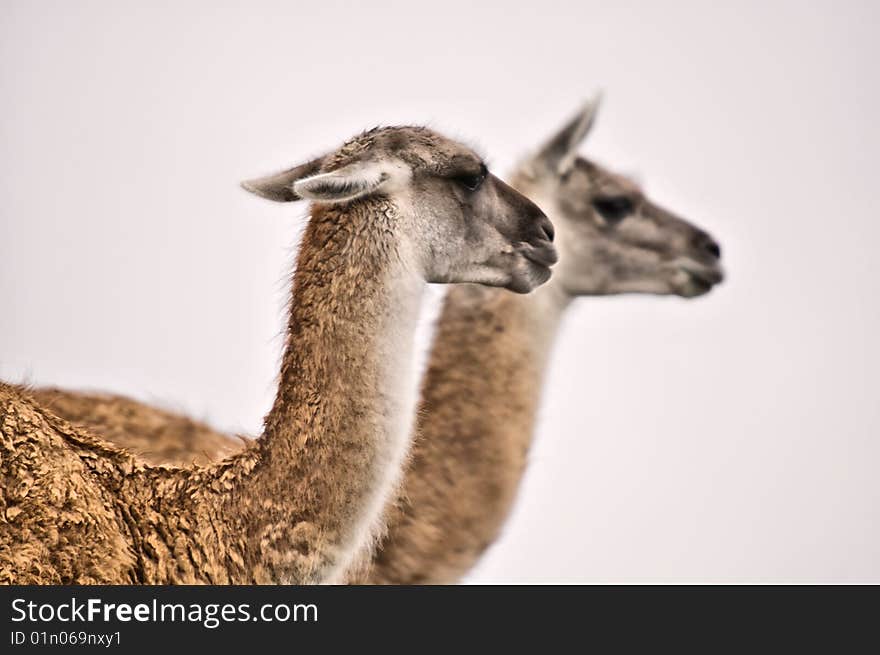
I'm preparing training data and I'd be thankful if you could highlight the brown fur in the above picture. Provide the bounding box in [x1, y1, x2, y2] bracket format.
[26, 389, 237, 466]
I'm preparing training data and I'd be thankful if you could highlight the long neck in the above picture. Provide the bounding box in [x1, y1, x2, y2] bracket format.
[358, 279, 571, 584]
[191, 200, 424, 583]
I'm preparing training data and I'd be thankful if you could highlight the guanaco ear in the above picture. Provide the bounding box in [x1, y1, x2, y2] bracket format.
[536, 94, 601, 176]
[240, 157, 325, 202]
[292, 161, 392, 203]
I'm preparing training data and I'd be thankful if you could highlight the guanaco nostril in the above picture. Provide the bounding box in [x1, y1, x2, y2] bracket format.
[705, 239, 721, 259]
[539, 217, 555, 243]
[694, 232, 721, 260]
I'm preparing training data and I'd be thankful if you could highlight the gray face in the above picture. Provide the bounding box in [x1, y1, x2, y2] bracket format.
[241, 126, 557, 294]
[406, 166, 557, 294]
[543, 158, 723, 297]
[514, 101, 724, 298]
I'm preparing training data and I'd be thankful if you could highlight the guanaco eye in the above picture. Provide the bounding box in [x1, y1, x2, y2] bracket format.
[453, 164, 488, 192]
[592, 196, 634, 224]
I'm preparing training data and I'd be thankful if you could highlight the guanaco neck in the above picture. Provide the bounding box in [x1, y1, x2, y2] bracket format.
[195, 197, 425, 584]
[362, 278, 571, 583]
[429, 279, 571, 481]
[360, 279, 572, 584]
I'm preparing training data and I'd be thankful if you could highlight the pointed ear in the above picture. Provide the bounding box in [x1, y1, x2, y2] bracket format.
[536, 94, 601, 176]
[240, 157, 325, 202]
[292, 161, 390, 203]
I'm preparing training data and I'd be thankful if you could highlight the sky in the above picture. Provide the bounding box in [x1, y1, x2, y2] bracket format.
[1, 0, 878, 582]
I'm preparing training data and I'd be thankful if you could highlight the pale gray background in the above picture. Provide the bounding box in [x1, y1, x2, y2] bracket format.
[2, 1, 877, 582]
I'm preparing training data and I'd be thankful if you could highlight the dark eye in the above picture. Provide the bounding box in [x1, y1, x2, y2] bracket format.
[592, 196, 634, 224]
[453, 164, 488, 192]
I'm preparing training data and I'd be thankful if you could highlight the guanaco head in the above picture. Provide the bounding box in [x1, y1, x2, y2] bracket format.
[512, 98, 724, 298]
[242, 126, 557, 294]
